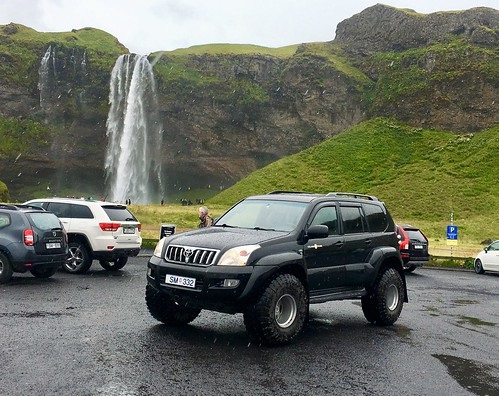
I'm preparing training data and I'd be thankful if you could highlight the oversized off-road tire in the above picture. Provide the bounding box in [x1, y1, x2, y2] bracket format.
[474, 259, 485, 274]
[145, 284, 201, 325]
[63, 241, 92, 274]
[361, 267, 404, 326]
[0, 252, 13, 284]
[243, 274, 308, 346]
[30, 266, 58, 278]
[404, 265, 417, 273]
[99, 257, 128, 271]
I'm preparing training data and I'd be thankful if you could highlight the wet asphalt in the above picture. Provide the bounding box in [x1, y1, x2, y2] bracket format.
[1, 257, 498, 396]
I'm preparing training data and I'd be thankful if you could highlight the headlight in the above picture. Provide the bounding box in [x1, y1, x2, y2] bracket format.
[217, 245, 260, 266]
[153, 237, 166, 258]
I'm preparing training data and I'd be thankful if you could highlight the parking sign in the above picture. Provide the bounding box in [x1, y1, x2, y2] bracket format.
[446, 225, 458, 245]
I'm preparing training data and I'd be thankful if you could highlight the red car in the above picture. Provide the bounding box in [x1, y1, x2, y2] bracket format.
[396, 224, 430, 273]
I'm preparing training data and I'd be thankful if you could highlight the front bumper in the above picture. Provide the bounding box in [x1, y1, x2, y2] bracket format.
[146, 255, 278, 314]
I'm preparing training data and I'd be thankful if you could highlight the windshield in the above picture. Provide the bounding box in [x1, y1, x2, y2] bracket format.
[216, 199, 308, 232]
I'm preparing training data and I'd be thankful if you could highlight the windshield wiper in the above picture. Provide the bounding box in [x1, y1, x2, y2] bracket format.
[253, 227, 276, 231]
[215, 223, 238, 228]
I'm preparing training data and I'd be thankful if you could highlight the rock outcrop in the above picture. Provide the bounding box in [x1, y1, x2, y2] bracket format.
[334, 4, 499, 54]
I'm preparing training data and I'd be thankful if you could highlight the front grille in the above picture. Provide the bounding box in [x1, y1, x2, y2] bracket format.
[166, 245, 219, 266]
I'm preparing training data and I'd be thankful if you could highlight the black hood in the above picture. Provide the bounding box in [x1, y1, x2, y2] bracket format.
[166, 226, 287, 250]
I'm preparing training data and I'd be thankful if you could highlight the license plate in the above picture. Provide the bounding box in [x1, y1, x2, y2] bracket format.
[165, 274, 196, 288]
[123, 227, 135, 234]
[414, 245, 423, 249]
[46, 242, 61, 249]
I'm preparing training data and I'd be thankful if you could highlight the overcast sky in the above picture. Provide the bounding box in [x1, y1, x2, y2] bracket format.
[0, 1, 497, 55]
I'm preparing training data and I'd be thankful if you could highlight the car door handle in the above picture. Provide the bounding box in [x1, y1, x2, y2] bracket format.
[364, 239, 372, 244]
[335, 241, 344, 248]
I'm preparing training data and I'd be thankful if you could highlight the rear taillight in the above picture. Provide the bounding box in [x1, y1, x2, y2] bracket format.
[24, 229, 34, 246]
[137, 223, 141, 232]
[99, 222, 120, 232]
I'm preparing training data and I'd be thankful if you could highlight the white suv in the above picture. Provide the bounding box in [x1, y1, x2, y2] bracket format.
[24, 198, 142, 273]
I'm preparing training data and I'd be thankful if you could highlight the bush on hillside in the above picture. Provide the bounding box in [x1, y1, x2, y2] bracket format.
[0, 180, 10, 202]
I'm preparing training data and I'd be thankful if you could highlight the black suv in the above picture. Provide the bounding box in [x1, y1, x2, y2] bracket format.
[396, 224, 430, 273]
[0, 204, 68, 283]
[146, 192, 407, 346]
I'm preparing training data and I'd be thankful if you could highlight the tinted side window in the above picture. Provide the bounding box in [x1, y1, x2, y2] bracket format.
[363, 203, 387, 232]
[71, 204, 93, 219]
[29, 202, 48, 210]
[340, 206, 365, 234]
[46, 202, 71, 217]
[310, 206, 338, 235]
[489, 241, 499, 251]
[0, 213, 11, 229]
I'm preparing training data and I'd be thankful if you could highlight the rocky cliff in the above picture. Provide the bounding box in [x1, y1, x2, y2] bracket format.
[0, 5, 497, 202]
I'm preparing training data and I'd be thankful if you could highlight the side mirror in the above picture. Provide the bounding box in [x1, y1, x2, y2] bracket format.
[484, 247, 489, 253]
[306, 224, 329, 239]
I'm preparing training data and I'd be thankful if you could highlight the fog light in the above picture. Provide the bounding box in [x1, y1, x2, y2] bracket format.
[223, 279, 240, 288]
[147, 267, 152, 277]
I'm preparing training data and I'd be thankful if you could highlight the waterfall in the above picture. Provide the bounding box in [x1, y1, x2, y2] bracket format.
[38, 45, 53, 109]
[104, 54, 163, 204]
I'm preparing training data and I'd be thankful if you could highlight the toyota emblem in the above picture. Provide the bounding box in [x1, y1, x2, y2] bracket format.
[183, 248, 193, 262]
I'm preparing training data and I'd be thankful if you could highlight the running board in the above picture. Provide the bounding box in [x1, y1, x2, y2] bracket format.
[309, 288, 367, 304]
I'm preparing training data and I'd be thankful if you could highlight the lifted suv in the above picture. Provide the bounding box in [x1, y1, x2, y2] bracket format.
[146, 192, 407, 346]
[24, 198, 141, 273]
[0, 204, 68, 283]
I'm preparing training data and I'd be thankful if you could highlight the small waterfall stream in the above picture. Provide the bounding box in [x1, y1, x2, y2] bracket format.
[38, 45, 54, 109]
[104, 54, 163, 203]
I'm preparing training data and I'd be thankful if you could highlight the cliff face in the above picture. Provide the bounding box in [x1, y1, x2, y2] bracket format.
[0, 5, 497, 202]
[334, 5, 499, 54]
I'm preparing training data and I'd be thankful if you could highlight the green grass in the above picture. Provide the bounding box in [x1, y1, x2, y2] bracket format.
[207, 118, 499, 255]
[153, 43, 299, 58]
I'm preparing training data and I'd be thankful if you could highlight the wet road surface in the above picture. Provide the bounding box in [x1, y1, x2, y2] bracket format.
[1, 257, 498, 396]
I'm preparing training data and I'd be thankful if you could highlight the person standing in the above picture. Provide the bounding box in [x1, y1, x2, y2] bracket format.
[198, 206, 213, 228]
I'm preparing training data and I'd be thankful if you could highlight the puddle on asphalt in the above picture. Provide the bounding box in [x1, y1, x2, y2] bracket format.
[0, 311, 72, 318]
[422, 305, 440, 316]
[433, 354, 499, 396]
[394, 324, 411, 338]
[453, 299, 478, 306]
[456, 316, 496, 327]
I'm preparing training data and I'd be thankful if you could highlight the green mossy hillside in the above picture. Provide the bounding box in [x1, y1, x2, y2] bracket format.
[210, 118, 499, 244]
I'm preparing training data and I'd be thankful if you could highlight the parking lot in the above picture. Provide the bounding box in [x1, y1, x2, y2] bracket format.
[1, 257, 498, 396]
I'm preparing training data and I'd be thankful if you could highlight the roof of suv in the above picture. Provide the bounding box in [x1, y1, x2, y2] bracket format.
[0, 203, 46, 212]
[26, 197, 126, 206]
[246, 191, 380, 203]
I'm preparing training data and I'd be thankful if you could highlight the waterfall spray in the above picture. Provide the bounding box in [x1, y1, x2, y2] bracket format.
[104, 54, 163, 204]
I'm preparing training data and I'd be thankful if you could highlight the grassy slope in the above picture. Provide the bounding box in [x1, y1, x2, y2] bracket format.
[209, 118, 499, 254]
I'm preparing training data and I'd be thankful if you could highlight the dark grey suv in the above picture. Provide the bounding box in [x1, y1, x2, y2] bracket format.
[0, 204, 68, 283]
[146, 191, 407, 346]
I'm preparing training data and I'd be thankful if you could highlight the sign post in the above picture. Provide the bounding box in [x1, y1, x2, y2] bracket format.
[446, 212, 458, 256]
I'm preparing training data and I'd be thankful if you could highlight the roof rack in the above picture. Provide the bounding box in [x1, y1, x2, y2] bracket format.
[267, 191, 313, 195]
[0, 203, 19, 210]
[326, 192, 378, 201]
